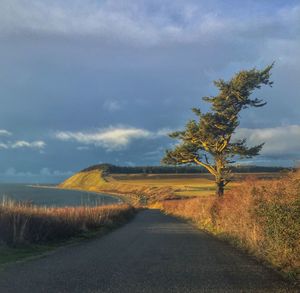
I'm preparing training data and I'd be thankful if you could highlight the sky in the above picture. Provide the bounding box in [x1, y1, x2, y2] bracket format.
[0, 0, 299, 183]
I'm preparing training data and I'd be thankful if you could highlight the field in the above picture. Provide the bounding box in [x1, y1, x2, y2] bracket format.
[110, 172, 284, 197]
[60, 170, 286, 204]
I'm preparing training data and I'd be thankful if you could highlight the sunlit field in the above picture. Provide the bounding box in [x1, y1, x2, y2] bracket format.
[110, 172, 283, 197]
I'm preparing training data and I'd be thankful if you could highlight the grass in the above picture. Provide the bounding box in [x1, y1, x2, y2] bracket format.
[0, 199, 135, 246]
[109, 173, 274, 197]
[0, 198, 135, 267]
[0, 245, 55, 268]
[59, 169, 284, 203]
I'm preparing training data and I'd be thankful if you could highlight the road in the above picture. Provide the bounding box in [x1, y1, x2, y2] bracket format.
[0, 210, 295, 292]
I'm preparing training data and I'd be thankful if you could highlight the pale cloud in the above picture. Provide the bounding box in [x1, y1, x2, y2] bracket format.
[155, 128, 175, 136]
[3, 167, 72, 177]
[234, 125, 300, 158]
[55, 127, 152, 150]
[103, 100, 121, 112]
[0, 140, 46, 150]
[4, 167, 33, 177]
[11, 140, 46, 149]
[55, 126, 169, 151]
[76, 146, 90, 151]
[0, 143, 9, 149]
[0, 129, 12, 136]
[40, 167, 73, 177]
[0, 130, 45, 151]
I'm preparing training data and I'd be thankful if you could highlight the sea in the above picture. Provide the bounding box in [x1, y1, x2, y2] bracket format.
[0, 183, 121, 207]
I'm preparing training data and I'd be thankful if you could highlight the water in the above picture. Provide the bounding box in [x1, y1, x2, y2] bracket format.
[0, 184, 122, 207]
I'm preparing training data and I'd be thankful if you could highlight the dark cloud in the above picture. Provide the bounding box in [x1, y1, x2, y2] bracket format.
[0, 0, 299, 182]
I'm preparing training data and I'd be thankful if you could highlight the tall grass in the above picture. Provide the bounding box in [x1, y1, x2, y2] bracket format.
[0, 199, 134, 246]
[160, 170, 300, 278]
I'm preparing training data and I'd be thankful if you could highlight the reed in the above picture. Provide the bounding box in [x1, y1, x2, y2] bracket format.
[0, 199, 134, 246]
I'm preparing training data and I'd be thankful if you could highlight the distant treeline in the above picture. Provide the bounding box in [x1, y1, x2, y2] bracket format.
[82, 164, 289, 174]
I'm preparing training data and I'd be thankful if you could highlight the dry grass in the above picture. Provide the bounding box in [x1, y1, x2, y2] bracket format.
[159, 171, 300, 278]
[0, 199, 135, 246]
[109, 173, 279, 197]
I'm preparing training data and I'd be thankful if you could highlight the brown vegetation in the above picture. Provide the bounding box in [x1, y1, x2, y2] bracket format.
[158, 171, 300, 278]
[0, 199, 135, 246]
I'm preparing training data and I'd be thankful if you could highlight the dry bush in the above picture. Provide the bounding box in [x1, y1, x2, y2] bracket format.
[161, 170, 300, 277]
[0, 200, 135, 246]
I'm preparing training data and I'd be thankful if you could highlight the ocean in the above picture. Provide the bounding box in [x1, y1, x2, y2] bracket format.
[0, 184, 121, 207]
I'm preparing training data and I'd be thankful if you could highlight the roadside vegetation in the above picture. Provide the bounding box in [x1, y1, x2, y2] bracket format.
[157, 170, 300, 279]
[0, 199, 135, 246]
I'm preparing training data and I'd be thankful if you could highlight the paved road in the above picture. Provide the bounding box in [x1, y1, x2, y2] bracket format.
[0, 210, 295, 292]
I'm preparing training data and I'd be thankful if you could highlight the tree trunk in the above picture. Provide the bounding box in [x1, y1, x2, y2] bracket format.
[216, 179, 224, 197]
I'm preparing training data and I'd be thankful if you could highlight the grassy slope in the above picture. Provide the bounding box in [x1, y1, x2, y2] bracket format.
[59, 170, 107, 191]
[59, 170, 180, 203]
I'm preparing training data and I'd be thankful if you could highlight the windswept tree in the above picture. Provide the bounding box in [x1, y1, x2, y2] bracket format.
[162, 64, 274, 196]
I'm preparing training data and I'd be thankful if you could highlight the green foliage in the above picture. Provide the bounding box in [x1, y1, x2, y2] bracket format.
[162, 64, 274, 195]
[255, 198, 300, 266]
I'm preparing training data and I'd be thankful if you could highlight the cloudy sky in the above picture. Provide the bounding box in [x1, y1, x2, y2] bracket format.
[0, 0, 299, 182]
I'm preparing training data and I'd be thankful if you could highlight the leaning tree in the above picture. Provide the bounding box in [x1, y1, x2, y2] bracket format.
[162, 64, 274, 196]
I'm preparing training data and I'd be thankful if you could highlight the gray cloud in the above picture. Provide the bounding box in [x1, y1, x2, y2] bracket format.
[0, 1, 299, 181]
[235, 125, 300, 158]
[0, 1, 299, 47]
[0, 129, 12, 136]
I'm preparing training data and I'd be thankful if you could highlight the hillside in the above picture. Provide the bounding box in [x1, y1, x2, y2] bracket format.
[59, 165, 177, 204]
[59, 169, 107, 191]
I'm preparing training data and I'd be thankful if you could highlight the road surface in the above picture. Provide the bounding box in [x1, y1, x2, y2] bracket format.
[0, 209, 295, 292]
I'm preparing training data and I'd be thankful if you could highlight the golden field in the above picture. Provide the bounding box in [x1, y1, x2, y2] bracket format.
[60, 169, 284, 201]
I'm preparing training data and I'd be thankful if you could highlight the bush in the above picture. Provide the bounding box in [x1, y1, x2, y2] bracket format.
[160, 170, 300, 277]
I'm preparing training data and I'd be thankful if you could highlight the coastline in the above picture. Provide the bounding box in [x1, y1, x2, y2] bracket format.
[29, 184, 127, 204]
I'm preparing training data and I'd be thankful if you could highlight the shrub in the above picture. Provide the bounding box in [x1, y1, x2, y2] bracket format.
[160, 170, 300, 277]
